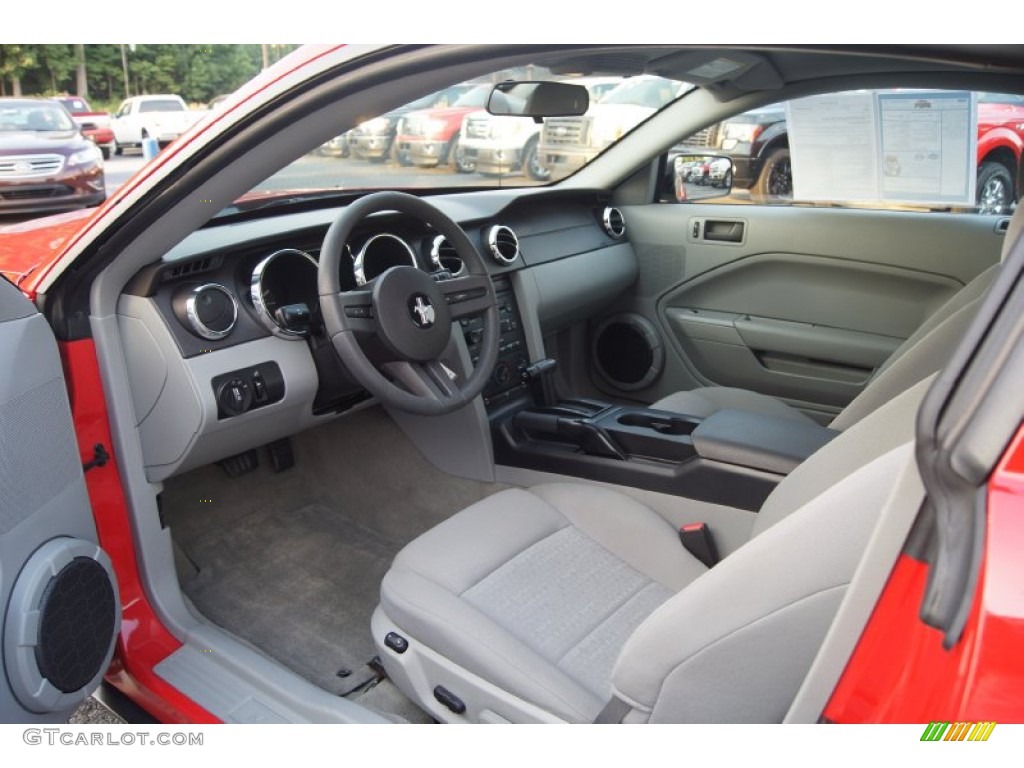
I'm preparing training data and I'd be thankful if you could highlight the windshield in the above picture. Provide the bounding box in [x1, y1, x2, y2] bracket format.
[58, 98, 89, 114]
[601, 77, 681, 108]
[0, 102, 76, 132]
[451, 85, 490, 108]
[235, 66, 687, 214]
[139, 99, 185, 113]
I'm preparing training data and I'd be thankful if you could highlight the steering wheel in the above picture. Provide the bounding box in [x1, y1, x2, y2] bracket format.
[318, 192, 500, 416]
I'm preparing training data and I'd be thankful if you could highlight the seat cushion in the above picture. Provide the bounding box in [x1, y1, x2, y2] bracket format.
[379, 483, 707, 721]
[651, 386, 817, 426]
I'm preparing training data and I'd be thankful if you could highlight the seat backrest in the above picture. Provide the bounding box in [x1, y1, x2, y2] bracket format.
[610, 376, 930, 723]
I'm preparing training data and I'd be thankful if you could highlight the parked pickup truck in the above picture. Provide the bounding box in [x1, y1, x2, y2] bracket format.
[110, 94, 206, 154]
[395, 84, 491, 172]
[54, 97, 115, 160]
[537, 75, 687, 179]
[457, 77, 623, 181]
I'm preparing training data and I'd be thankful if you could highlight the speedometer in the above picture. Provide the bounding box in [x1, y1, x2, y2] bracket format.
[250, 248, 319, 339]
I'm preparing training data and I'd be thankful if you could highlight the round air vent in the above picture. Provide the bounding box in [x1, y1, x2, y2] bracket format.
[602, 206, 626, 239]
[592, 313, 664, 391]
[4, 538, 120, 713]
[430, 234, 465, 276]
[486, 225, 520, 265]
[181, 283, 237, 340]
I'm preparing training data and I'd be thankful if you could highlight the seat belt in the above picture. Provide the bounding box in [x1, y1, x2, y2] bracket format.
[679, 522, 719, 567]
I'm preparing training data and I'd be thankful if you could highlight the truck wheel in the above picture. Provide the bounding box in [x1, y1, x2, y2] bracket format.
[101, 144, 112, 160]
[522, 137, 550, 182]
[112, 139, 122, 157]
[755, 147, 792, 201]
[976, 161, 1014, 215]
[449, 133, 475, 174]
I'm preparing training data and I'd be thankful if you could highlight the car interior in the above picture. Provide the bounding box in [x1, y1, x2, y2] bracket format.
[49, 45, 1024, 723]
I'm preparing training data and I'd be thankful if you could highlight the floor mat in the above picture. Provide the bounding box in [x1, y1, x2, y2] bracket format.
[180, 502, 400, 696]
[162, 405, 509, 715]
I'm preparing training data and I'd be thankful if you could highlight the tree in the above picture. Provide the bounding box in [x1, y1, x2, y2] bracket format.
[38, 45, 75, 94]
[75, 44, 87, 98]
[84, 45, 124, 103]
[0, 44, 37, 96]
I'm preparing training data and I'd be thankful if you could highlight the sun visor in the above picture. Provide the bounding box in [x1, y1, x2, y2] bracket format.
[650, 50, 784, 99]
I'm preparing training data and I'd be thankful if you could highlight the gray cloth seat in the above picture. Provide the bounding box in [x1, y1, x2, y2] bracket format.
[375, 377, 930, 723]
[651, 206, 1023, 429]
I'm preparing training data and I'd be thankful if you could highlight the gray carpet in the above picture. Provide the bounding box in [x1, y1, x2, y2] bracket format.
[176, 501, 398, 695]
[162, 405, 508, 715]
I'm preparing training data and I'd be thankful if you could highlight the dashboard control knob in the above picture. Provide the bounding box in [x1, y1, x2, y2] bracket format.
[493, 361, 513, 386]
[217, 377, 252, 417]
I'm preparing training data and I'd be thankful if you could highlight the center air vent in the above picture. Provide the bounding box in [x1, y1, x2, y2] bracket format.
[486, 225, 520, 265]
[602, 207, 626, 239]
[430, 235, 465, 276]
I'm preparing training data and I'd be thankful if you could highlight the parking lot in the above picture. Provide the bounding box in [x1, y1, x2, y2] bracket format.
[1, 146, 550, 229]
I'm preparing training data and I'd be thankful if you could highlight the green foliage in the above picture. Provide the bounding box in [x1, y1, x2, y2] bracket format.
[0, 44, 298, 103]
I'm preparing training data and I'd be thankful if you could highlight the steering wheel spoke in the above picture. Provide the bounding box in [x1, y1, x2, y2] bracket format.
[321, 288, 376, 334]
[383, 359, 461, 404]
[439, 273, 497, 320]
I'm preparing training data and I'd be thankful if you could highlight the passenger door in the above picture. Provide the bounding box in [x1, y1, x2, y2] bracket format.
[0, 277, 120, 722]
[609, 203, 1005, 422]
[592, 88, 1009, 422]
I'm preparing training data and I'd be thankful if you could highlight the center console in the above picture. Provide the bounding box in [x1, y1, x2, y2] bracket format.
[491, 397, 838, 511]
[469, 278, 837, 511]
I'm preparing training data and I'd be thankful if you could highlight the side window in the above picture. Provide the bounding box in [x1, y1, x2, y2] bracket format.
[671, 89, 1019, 216]
[115, 101, 130, 118]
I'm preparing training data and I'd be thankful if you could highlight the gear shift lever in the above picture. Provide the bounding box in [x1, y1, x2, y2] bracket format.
[522, 358, 558, 408]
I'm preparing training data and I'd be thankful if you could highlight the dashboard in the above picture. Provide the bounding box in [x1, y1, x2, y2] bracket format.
[116, 190, 638, 482]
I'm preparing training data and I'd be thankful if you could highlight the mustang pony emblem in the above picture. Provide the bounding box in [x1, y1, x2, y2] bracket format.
[409, 294, 436, 328]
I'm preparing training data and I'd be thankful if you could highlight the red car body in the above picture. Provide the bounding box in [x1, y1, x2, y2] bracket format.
[0, 43, 1022, 728]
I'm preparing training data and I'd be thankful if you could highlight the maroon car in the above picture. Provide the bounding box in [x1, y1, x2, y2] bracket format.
[0, 98, 106, 216]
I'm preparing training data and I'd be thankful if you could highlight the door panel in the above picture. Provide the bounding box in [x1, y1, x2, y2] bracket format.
[605, 204, 1005, 417]
[0, 277, 119, 722]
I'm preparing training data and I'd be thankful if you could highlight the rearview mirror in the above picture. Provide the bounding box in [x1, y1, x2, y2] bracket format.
[487, 81, 589, 119]
[670, 154, 734, 203]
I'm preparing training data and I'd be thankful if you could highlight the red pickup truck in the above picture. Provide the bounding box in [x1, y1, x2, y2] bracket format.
[55, 96, 116, 160]
[394, 83, 491, 172]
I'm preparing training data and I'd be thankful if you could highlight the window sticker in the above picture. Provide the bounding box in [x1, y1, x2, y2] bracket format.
[786, 90, 977, 206]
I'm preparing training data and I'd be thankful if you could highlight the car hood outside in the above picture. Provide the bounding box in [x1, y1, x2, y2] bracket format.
[0, 130, 87, 155]
[0, 208, 99, 288]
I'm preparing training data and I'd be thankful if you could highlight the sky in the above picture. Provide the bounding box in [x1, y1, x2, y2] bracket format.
[3, 2, 1010, 45]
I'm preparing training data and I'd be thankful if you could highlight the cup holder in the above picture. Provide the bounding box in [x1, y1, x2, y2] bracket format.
[617, 412, 697, 436]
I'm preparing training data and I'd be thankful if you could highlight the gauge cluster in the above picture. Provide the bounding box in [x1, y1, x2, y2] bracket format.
[131, 224, 467, 356]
